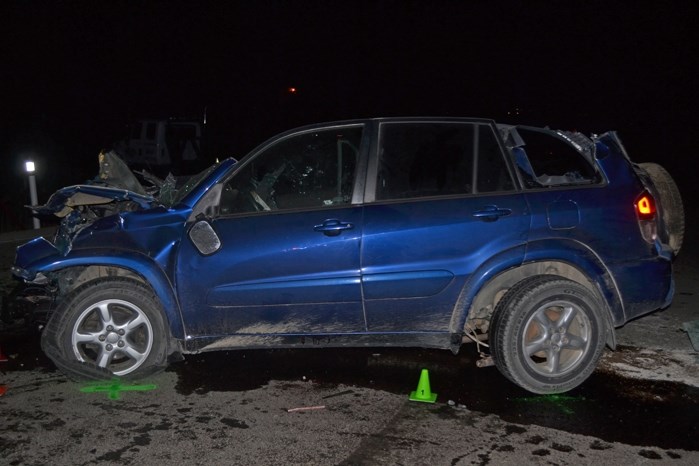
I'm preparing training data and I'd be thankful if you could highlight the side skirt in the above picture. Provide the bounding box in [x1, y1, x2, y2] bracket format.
[183, 331, 463, 355]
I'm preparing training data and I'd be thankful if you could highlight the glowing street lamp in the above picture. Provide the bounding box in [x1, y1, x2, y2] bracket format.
[25, 161, 40, 229]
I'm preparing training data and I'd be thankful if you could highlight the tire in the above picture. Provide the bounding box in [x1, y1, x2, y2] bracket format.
[639, 163, 685, 255]
[490, 276, 606, 394]
[41, 278, 168, 381]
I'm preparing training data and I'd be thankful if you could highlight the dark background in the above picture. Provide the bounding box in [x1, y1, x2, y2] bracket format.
[1, 0, 696, 231]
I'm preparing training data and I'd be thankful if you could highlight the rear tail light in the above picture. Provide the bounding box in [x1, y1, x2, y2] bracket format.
[635, 191, 657, 243]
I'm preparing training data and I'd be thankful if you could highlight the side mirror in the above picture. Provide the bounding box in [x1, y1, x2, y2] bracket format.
[188, 220, 221, 255]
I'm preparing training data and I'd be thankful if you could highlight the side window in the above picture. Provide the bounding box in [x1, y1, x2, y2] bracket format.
[376, 122, 513, 201]
[514, 128, 601, 187]
[477, 125, 515, 193]
[219, 126, 362, 215]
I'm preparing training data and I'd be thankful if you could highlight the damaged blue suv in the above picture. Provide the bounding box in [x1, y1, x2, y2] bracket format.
[10, 118, 683, 394]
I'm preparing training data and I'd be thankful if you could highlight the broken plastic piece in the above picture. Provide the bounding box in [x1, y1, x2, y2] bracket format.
[286, 405, 326, 413]
[682, 320, 699, 351]
[476, 355, 495, 368]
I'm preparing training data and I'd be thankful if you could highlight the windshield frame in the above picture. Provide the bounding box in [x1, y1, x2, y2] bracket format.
[165, 164, 219, 207]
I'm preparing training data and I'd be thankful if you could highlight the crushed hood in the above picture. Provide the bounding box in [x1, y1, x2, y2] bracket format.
[30, 151, 169, 255]
[33, 151, 158, 217]
[33, 185, 155, 217]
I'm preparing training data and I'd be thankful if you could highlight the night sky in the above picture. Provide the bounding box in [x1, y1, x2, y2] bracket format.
[1, 0, 697, 229]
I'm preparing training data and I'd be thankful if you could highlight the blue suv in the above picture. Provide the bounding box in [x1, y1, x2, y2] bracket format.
[10, 118, 683, 394]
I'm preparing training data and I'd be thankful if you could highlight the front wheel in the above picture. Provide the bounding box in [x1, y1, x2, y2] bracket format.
[42, 278, 168, 381]
[489, 276, 607, 394]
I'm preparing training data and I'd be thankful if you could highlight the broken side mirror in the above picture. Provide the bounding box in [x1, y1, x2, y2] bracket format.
[188, 219, 221, 255]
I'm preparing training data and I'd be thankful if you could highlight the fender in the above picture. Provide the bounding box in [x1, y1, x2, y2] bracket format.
[449, 244, 527, 332]
[16, 246, 186, 340]
[523, 238, 623, 325]
[450, 239, 622, 348]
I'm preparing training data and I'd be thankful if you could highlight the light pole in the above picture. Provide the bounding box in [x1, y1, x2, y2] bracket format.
[25, 161, 41, 230]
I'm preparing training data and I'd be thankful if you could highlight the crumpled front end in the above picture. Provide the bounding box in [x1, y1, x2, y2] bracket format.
[3, 237, 60, 329]
[39, 185, 154, 255]
[6, 211, 133, 328]
[4, 151, 167, 328]
[30, 151, 164, 256]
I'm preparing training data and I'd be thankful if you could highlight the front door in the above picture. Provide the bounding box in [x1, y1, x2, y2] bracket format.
[176, 124, 367, 337]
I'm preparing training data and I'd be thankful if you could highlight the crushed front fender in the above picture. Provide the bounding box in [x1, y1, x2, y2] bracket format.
[12, 237, 61, 281]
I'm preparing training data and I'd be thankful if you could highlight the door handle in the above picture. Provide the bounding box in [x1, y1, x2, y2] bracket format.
[472, 206, 512, 222]
[313, 219, 354, 236]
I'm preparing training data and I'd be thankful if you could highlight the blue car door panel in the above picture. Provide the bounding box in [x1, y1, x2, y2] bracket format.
[177, 124, 367, 337]
[177, 209, 364, 336]
[361, 120, 529, 332]
[361, 196, 528, 331]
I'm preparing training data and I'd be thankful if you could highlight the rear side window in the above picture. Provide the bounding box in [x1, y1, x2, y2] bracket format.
[514, 128, 601, 187]
[376, 122, 514, 201]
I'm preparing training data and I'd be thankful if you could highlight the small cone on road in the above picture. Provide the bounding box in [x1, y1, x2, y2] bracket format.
[0, 344, 8, 362]
[409, 368, 437, 403]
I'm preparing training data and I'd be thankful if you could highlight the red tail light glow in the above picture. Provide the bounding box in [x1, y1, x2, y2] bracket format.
[635, 191, 657, 243]
[635, 192, 656, 220]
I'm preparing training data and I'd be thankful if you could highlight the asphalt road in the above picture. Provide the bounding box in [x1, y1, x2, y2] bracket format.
[1, 226, 698, 465]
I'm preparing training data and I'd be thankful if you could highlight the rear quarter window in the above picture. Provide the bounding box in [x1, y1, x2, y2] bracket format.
[514, 128, 602, 188]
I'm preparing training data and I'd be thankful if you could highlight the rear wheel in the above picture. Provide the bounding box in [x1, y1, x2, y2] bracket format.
[42, 278, 168, 381]
[490, 276, 606, 394]
[639, 162, 684, 255]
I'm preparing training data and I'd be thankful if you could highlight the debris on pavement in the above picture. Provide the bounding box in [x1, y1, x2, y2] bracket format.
[322, 389, 355, 399]
[682, 320, 699, 351]
[287, 405, 326, 413]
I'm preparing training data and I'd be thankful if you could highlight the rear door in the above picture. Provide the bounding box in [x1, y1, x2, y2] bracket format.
[361, 120, 529, 332]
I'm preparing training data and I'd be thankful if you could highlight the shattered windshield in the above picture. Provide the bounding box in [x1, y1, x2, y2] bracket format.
[98, 151, 147, 194]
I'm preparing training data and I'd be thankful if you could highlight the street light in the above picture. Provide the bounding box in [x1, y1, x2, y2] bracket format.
[25, 160, 41, 230]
